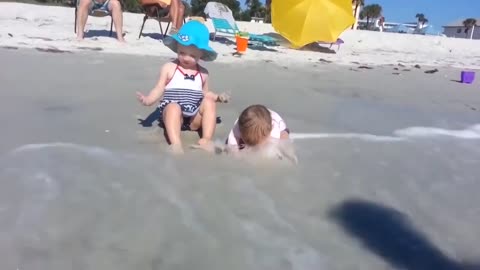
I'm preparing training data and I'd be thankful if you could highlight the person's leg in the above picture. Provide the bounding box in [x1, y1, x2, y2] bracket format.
[189, 97, 216, 148]
[140, 0, 167, 7]
[168, 0, 179, 34]
[76, 0, 93, 40]
[107, 0, 125, 42]
[175, 0, 185, 29]
[163, 103, 184, 153]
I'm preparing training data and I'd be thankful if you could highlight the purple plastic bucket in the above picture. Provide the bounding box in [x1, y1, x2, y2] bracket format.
[461, 71, 475, 84]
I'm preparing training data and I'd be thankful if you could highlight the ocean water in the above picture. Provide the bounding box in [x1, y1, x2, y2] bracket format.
[1, 129, 480, 270]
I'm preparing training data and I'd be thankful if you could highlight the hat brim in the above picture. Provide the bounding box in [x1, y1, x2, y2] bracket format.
[164, 35, 217, 62]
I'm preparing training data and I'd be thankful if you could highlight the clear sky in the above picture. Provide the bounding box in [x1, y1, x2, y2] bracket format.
[239, 0, 479, 27]
[367, 0, 480, 27]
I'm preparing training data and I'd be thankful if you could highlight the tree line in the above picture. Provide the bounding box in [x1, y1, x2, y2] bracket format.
[30, 0, 270, 22]
[25, 0, 479, 36]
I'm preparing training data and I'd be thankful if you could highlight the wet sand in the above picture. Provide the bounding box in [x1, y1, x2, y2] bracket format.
[1, 48, 480, 270]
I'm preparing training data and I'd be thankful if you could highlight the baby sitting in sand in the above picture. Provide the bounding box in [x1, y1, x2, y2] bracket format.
[136, 20, 228, 154]
[225, 104, 298, 163]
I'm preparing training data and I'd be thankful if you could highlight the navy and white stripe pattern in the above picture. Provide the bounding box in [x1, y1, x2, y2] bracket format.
[158, 65, 204, 117]
[158, 88, 204, 117]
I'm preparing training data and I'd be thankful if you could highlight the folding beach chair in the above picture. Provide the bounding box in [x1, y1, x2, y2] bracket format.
[138, 3, 186, 39]
[204, 2, 278, 46]
[74, 0, 119, 37]
[210, 18, 278, 46]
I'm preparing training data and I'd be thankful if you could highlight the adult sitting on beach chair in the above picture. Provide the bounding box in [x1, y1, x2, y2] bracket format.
[75, 0, 125, 42]
[138, 0, 185, 38]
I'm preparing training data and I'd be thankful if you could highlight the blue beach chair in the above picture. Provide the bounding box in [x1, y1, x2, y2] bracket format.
[210, 18, 278, 46]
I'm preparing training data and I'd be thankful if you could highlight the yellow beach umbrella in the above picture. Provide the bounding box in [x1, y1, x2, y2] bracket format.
[271, 0, 355, 48]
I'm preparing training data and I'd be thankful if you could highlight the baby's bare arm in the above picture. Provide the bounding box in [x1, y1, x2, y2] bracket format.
[137, 63, 173, 106]
[199, 67, 229, 103]
[200, 73, 230, 103]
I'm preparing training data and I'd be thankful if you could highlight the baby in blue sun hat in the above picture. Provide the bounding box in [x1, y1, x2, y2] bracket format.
[136, 20, 229, 154]
[164, 19, 218, 61]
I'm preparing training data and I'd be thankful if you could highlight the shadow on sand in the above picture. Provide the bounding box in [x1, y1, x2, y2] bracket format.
[260, 32, 337, 54]
[210, 35, 236, 46]
[328, 198, 479, 270]
[137, 108, 223, 144]
[299, 42, 336, 54]
[211, 36, 278, 52]
[137, 107, 222, 129]
[139, 32, 164, 40]
[84, 29, 124, 39]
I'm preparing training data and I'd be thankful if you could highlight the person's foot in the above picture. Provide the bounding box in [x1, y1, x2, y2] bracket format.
[168, 143, 184, 155]
[168, 27, 178, 36]
[190, 138, 215, 153]
[76, 34, 84, 41]
[117, 33, 126, 43]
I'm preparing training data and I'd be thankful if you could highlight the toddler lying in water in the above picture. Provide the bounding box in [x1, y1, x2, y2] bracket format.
[224, 104, 298, 164]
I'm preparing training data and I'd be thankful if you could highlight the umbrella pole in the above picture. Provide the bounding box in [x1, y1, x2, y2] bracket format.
[351, 3, 359, 30]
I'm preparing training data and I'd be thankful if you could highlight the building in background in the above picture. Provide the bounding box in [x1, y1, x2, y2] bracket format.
[442, 18, 480, 39]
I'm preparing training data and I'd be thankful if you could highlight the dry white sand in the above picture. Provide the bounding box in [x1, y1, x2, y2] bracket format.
[1, 2, 480, 68]
[1, 47, 480, 270]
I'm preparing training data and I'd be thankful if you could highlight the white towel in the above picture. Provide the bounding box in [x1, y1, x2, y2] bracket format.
[204, 1, 236, 29]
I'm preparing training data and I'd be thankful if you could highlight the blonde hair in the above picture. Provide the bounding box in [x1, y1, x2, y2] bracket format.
[238, 105, 272, 146]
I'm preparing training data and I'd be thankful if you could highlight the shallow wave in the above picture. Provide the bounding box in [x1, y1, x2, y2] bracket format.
[291, 124, 480, 141]
[0, 142, 325, 270]
[1, 140, 479, 270]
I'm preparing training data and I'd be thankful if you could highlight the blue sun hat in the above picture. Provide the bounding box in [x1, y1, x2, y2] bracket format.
[163, 20, 217, 62]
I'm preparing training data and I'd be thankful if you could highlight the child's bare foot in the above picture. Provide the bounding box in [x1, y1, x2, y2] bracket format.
[168, 144, 184, 155]
[190, 138, 215, 153]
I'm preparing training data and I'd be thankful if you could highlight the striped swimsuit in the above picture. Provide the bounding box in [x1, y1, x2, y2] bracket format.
[158, 64, 204, 118]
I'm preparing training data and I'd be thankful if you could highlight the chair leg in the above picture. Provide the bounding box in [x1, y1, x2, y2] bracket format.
[138, 14, 148, 39]
[159, 21, 164, 37]
[164, 22, 170, 38]
[74, 6, 77, 33]
[155, 9, 165, 38]
[109, 16, 113, 37]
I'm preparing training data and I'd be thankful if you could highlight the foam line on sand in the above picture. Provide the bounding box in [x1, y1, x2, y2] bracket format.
[290, 133, 404, 142]
[291, 124, 480, 142]
[393, 124, 480, 139]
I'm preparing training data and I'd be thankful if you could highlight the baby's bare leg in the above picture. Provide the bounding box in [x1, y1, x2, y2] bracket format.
[163, 103, 183, 153]
[199, 97, 216, 142]
[190, 98, 216, 151]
